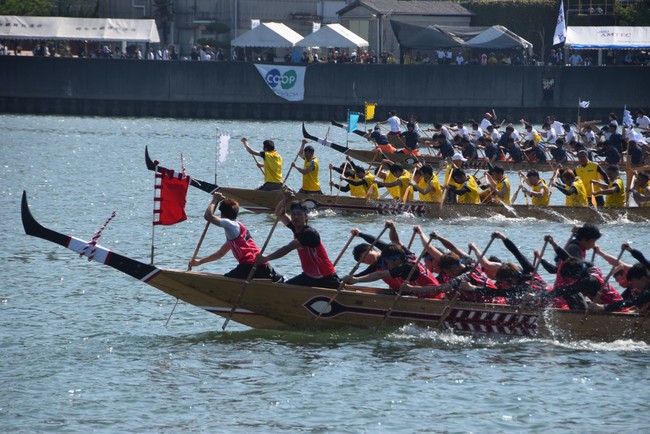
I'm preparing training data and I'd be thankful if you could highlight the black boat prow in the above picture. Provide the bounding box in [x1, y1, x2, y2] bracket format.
[145, 146, 219, 194]
[22, 191, 159, 281]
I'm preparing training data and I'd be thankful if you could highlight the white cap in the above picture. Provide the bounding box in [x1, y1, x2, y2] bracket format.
[452, 152, 467, 162]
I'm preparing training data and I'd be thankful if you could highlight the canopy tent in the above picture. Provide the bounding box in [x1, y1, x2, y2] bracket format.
[390, 20, 464, 50]
[231, 22, 303, 48]
[296, 23, 368, 48]
[391, 20, 531, 51]
[0, 16, 160, 43]
[566, 26, 650, 49]
[464, 26, 532, 53]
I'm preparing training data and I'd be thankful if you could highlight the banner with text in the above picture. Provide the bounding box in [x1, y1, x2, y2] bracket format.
[255, 64, 306, 102]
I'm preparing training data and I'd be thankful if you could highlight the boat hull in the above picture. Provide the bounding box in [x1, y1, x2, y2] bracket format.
[217, 187, 650, 223]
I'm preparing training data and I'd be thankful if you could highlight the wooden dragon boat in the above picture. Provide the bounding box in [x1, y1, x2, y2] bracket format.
[145, 148, 650, 223]
[305, 124, 577, 172]
[21, 191, 650, 342]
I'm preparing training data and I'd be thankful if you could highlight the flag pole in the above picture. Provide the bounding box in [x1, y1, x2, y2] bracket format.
[346, 108, 350, 148]
[215, 128, 219, 185]
[577, 98, 581, 125]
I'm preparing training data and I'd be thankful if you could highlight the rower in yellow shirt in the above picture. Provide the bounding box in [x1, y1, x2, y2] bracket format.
[445, 168, 480, 204]
[521, 169, 550, 206]
[632, 171, 650, 207]
[292, 140, 322, 194]
[554, 169, 588, 207]
[575, 150, 609, 207]
[241, 137, 283, 190]
[374, 163, 413, 201]
[330, 165, 379, 199]
[410, 164, 442, 202]
[485, 166, 511, 205]
[591, 165, 625, 208]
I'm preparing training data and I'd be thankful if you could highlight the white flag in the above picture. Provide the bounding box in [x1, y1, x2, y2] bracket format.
[553, 2, 566, 45]
[251, 19, 260, 29]
[217, 130, 230, 164]
[312, 22, 321, 33]
[579, 100, 590, 109]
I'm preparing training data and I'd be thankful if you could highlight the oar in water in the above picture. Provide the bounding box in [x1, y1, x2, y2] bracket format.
[222, 218, 280, 330]
[379, 234, 437, 327]
[435, 234, 496, 330]
[485, 173, 517, 216]
[314, 226, 389, 322]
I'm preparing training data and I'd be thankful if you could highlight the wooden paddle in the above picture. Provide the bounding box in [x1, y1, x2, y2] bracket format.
[222, 217, 280, 330]
[439, 165, 454, 207]
[337, 160, 349, 200]
[332, 232, 355, 267]
[315, 225, 390, 322]
[329, 165, 333, 194]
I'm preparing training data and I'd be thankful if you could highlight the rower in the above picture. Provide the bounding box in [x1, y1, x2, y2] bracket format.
[189, 192, 284, 282]
[485, 166, 511, 205]
[331, 163, 379, 199]
[588, 263, 650, 313]
[591, 165, 625, 208]
[521, 169, 550, 206]
[373, 162, 413, 201]
[395, 122, 421, 156]
[365, 125, 396, 153]
[292, 140, 322, 194]
[254, 190, 340, 288]
[445, 168, 480, 204]
[378, 110, 404, 136]
[548, 138, 569, 164]
[241, 137, 283, 191]
[576, 149, 609, 207]
[632, 171, 650, 207]
[409, 164, 442, 202]
[553, 169, 588, 207]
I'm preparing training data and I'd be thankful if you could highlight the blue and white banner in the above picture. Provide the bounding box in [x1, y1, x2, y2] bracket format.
[255, 64, 306, 102]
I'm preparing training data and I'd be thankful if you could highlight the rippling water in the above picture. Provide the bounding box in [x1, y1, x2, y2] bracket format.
[1, 115, 649, 433]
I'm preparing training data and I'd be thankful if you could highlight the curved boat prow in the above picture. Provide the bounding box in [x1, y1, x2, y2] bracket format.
[21, 191, 160, 281]
[144, 146, 219, 194]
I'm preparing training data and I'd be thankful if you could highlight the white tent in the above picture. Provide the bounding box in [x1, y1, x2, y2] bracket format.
[464, 25, 532, 52]
[566, 26, 650, 49]
[231, 22, 303, 48]
[0, 16, 160, 42]
[296, 23, 368, 48]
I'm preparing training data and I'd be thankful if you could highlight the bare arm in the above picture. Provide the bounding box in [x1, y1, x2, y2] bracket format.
[189, 242, 230, 268]
[431, 232, 466, 257]
[274, 190, 292, 226]
[256, 239, 301, 264]
[241, 137, 261, 156]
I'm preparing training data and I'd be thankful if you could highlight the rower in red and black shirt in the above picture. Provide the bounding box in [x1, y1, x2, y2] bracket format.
[189, 192, 283, 282]
[255, 190, 340, 289]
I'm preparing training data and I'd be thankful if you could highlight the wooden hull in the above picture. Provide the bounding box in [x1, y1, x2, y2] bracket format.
[21, 191, 650, 342]
[346, 148, 567, 172]
[217, 187, 650, 223]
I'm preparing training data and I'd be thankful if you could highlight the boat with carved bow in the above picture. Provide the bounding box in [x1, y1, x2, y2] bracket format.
[145, 148, 650, 223]
[21, 191, 650, 342]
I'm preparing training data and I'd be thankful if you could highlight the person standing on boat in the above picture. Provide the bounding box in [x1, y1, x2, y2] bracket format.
[379, 110, 403, 136]
[480, 112, 494, 132]
[255, 190, 340, 289]
[241, 137, 283, 191]
[189, 193, 284, 282]
[292, 140, 322, 194]
[575, 150, 609, 207]
[554, 169, 588, 207]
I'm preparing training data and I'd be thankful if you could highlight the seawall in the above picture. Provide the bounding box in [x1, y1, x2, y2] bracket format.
[0, 56, 648, 123]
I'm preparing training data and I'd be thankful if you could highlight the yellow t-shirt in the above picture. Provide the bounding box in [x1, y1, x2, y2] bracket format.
[566, 178, 588, 207]
[531, 179, 550, 206]
[384, 172, 401, 199]
[262, 150, 282, 184]
[301, 157, 320, 192]
[604, 178, 625, 208]
[347, 174, 367, 198]
[458, 176, 480, 204]
[417, 175, 442, 202]
[576, 162, 601, 196]
[494, 177, 511, 205]
[639, 183, 650, 207]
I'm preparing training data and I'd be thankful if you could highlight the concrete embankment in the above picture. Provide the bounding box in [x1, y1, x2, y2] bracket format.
[0, 56, 647, 122]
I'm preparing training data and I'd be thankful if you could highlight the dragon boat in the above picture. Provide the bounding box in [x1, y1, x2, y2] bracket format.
[146, 148, 650, 223]
[21, 191, 650, 342]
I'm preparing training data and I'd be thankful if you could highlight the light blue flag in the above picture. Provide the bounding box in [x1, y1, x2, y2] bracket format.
[348, 112, 360, 133]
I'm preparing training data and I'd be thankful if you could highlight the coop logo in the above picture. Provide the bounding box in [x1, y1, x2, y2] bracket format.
[255, 64, 306, 101]
[265, 68, 297, 89]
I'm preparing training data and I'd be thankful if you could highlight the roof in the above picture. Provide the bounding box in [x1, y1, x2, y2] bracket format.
[338, 0, 472, 17]
[464, 25, 532, 50]
[231, 22, 303, 48]
[566, 26, 650, 49]
[0, 16, 160, 43]
[296, 23, 369, 48]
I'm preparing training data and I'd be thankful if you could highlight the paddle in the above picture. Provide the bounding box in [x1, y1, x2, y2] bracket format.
[379, 234, 436, 327]
[332, 232, 355, 267]
[315, 225, 389, 322]
[439, 164, 454, 207]
[329, 165, 333, 194]
[582, 243, 627, 322]
[337, 160, 349, 200]
[435, 234, 496, 330]
[485, 173, 517, 216]
[222, 217, 280, 330]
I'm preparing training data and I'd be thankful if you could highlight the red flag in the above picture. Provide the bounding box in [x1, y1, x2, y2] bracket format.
[153, 169, 190, 225]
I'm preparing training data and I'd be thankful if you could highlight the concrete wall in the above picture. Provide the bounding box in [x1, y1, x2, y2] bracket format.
[0, 56, 648, 122]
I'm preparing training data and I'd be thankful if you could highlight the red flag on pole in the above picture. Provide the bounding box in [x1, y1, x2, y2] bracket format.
[153, 168, 190, 225]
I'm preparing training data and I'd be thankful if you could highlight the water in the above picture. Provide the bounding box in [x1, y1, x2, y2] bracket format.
[1, 115, 649, 433]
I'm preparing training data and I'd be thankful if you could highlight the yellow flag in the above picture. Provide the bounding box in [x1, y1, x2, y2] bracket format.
[365, 102, 376, 121]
